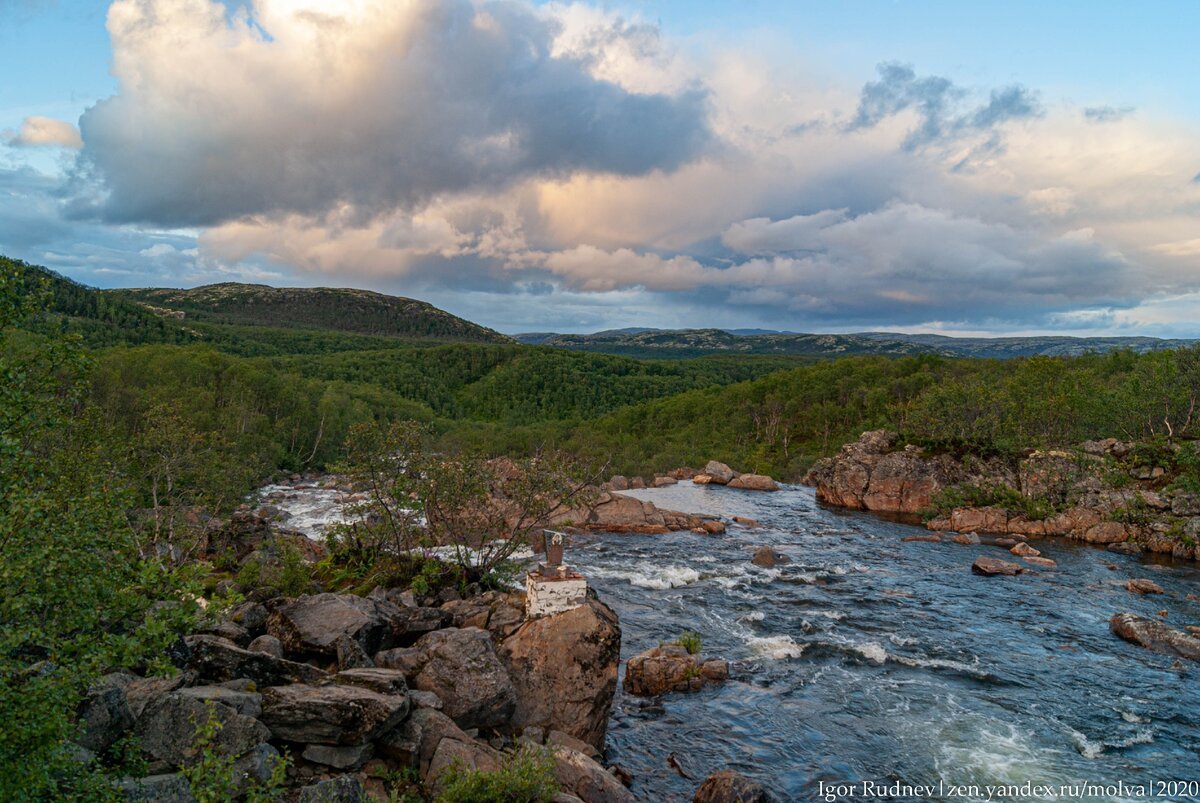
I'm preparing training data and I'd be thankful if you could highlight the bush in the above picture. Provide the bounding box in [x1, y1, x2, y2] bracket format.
[676, 631, 703, 655]
[926, 483, 1057, 521]
[434, 745, 558, 803]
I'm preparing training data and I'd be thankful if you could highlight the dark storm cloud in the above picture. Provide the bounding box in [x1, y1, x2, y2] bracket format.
[69, 0, 713, 227]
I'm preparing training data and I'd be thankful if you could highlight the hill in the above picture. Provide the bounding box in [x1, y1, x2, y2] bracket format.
[116, 283, 510, 344]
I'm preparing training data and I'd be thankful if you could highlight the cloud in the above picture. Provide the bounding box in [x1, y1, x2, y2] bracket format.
[71, 0, 712, 226]
[1083, 105, 1135, 123]
[848, 62, 1040, 150]
[3, 116, 83, 149]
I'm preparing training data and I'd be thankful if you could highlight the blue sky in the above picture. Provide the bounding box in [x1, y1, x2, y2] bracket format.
[1, 0, 1198, 335]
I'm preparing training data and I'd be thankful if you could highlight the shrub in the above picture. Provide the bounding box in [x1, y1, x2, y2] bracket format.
[434, 745, 557, 803]
[676, 631, 703, 655]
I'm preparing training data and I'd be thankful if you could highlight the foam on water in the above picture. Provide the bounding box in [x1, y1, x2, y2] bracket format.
[747, 634, 806, 659]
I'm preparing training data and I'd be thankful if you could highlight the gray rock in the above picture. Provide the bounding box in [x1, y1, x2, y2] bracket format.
[376, 707, 467, 777]
[247, 634, 284, 658]
[389, 605, 453, 645]
[185, 634, 327, 686]
[267, 593, 401, 657]
[971, 556, 1024, 576]
[335, 633, 374, 670]
[134, 692, 270, 767]
[301, 742, 373, 770]
[413, 627, 516, 730]
[703, 461, 735, 485]
[410, 690, 443, 710]
[298, 775, 366, 803]
[333, 667, 409, 696]
[374, 647, 427, 679]
[260, 682, 409, 745]
[205, 621, 250, 646]
[231, 743, 282, 791]
[117, 773, 197, 803]
[175, 685, 263, 718]
[78, 672, 135, 753]
[228, 602, 269, 635]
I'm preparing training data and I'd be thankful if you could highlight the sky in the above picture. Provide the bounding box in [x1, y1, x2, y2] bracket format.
[1, 1, 1198, 336]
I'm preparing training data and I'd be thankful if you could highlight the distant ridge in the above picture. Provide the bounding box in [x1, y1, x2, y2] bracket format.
[514, 327, 1193, 359]
[117, 283, 510, 344]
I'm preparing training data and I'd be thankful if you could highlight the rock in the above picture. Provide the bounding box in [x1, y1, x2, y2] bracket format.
[750, 546, 789, 567]
[551, 745, 635, 803]
[670, 467, 700, 480]
[704, 461, 735, 484]
[700, 660, 729, 682]
[1009, 542, 1040, 557]
[693, 770, 780, 803]
[335, 633, 374, 670]
[692, 474, 715, 485]
[260, 682, 409, 745]
[1023, 556, 1057, 568]
[499, 598, 621, 750]
[231, 743, 282, 792]
[333, 667, 410, 696]
[902, 534, 941, 543]
[652, 476, 678, 487]
[377, 707, 468, 776]
[374, 646, 428, 679]
[124, 675, 191, 720]
[228, 601, 269, 635]
[117, 773, 197, 803]
[727, 474, 779, 491]
[78, 673, 135, 753]
[1171, 493, 1200, 516]
[412, 627, 516, 730]
[1126, 578, 1165, 595]
[732, 516, 759, 528]
[426, 735, 502, 789]
[184, 634, 327, 687]
[135, 692, 270, 767]
[390, 605, 454, 644]
[441, 599, 491, 629]
[204, 620, 250, 646]
[629, 477, 646, 489]
[1107, 541, 1145, 556]
[547, 729, 601, 761]
[951, 532, 980, 545]
[1110, 613, 1200, 661]
[297, 775, 366, 803]
[247, 634, 284, 658]
[701, 520, 726, 535]
[1082, 522, 1130, 544]
[411, 690, 443, 710]
[175, 685, 262, 718]
[971, 557, 1024, 577]
[608, 475, 630, 491]
[266, 593, 399, 657]
[302, 743, 373, 770]
[623, 645, 723, 696]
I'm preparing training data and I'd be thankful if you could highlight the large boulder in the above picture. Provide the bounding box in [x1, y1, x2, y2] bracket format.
[412, 627, 516, 730]
[551, 746, 635, 803]
[1110, 613, 1200, 661]
[78, 673, 135, 753]
[117, 773, 197, 803]
[704, 461, 735, 485]
[266, 593, 399, 657]
[1125, 578, 1164, 595]
[693, 770, 780, 803]
[260, 682, 409, 745]
[134, 691, 270, 767]
[727, 474, 779, 492]
[184, 634, 327, 686]
[499, 598, 621, 750]
[971, 557, 1024, 577]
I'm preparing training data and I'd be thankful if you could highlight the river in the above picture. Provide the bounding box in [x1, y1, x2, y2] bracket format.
[583, 483, 1200, 802]
[258, 479, 1200, 802]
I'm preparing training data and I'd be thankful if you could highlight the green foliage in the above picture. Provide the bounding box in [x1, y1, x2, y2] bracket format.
[0, 263, 198, 801]
[180, 702, 289, 803]
[434, 746, 558, 803]
[676, 631, 703, 655]
[928, 483, 1057, 521]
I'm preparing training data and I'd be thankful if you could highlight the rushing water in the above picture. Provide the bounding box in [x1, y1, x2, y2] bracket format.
[582, 484, 1200, 802]
[260, 479, 1200, 802]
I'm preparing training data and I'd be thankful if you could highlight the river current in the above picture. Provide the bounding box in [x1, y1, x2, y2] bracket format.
[587, 484, 1200, 802]
[260, 480, 1200, 802]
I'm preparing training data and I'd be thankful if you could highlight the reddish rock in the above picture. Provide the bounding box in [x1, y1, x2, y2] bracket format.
[624, 645, 727, 696]
[704, 461, 736, 485]
[692, 474, 715, 485]
[1010, 542, 1040, 557]
[971, 557, 1024, 576]
[701, 520, 726, 535]
[1110, 613, 1200, 661]
[732, 516, 760, 528]
[1023, 556, 1057, 568]
[727, 474, 779, 492]
[652, 476, 678, 487]
[1125, 578, 1164, 595]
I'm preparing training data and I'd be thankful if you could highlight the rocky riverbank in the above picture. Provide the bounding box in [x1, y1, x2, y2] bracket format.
[804, 430, 1200, 561]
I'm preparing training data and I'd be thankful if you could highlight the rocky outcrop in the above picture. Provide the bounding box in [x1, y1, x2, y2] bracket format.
[260, 682, 409, 745]
[807, 431, 1200, 561]
[623, 645, 728, 696]
[1110, 613, 1200, 661]
[554, 491, 718, 534]
[693, 770, 780, 803]
[409, 627, 516, 730]
[499, 598, 621, 750]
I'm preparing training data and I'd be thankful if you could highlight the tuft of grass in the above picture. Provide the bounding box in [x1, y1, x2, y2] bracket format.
[675, 630, 702, 655]
[435, 745, 557, 803]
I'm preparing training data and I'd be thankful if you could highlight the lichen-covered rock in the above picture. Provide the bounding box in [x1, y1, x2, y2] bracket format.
[499, 598, 621, 750]
[266, 593, 400, 657]
[78, 672, 135, 753]
[412, 627, 516, 730]
[623, 645, 727, 697]
[135, 692, 270, 767]
[297, 775, 366, 803]
[260, 682, 409, 745]
[184, 634, 327, 686]
[550, 745, 635, 803]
